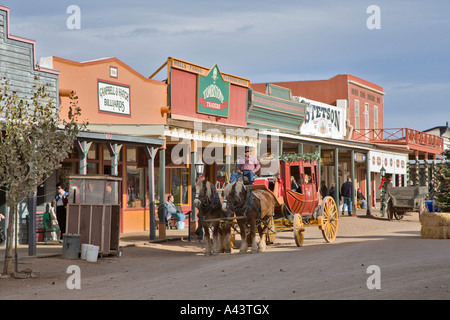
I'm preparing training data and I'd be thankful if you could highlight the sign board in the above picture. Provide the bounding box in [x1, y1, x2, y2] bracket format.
[354, 152, 366, 163]
[98, 81, 130, 115]
[294, 96, 346, 139]
[170, 58, 250, 87]
[197, 65, 230, 118]
[368, 151, 408, 175]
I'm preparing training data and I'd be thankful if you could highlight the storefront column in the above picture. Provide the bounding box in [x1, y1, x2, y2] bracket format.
[144, 146, 157, 240]
[317, 145, 321, 186]
[414, 150, 419, 186]
[225, 144, 232, 182]
[76, 140, 92, 175]
[158, 139, 166, 239]
[190, 140, 198, 236]
[351, 150, 355, 213]
[106, 143, 123, 176]
[366, 154, 371, 215]
[334, 148, 339, 210]
[279, 139, 283, 157]
[298, 143, 303, 154]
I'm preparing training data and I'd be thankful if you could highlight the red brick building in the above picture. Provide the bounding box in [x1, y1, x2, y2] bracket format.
[252, 74, 384, 141]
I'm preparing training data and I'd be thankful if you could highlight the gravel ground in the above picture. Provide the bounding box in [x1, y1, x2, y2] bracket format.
[1, 210, 449, 301]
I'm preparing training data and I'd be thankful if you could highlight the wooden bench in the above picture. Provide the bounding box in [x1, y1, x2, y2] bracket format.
[36, 212, 60, 244]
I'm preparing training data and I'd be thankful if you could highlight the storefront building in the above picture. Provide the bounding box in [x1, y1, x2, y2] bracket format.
[252, 75, 442, 205]
[0, 6, 60, 245]
[40, 56, 166, 234]
[150, 57, 258, 235]
[249, 83, 412, 213]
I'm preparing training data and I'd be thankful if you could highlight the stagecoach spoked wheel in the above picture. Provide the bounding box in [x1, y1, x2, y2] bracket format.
[320, 196, 338, 243]
[293, 214, 304, 247]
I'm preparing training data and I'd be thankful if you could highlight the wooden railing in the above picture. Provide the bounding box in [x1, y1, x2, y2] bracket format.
[352, 128, 444, 153]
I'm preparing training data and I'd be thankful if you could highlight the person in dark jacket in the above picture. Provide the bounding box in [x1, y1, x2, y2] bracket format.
[320, 181, 328, 199]
[341, 177, 353, 216]
[329, 183, 336, 202]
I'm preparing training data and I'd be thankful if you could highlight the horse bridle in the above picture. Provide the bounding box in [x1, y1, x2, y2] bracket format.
[195, 181, 223, 220]
[224, 184, 260, 218]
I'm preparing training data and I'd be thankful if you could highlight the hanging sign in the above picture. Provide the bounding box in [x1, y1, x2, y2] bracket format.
[197, 65, 230, 118]
[294, 96, 346, 139]
[98, 81, 130, 115]
[354, 152, 366, 163]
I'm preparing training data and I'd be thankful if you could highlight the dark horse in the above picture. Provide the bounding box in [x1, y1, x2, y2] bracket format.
[222, 181, 276, 253]
[194, 179, 232, 255]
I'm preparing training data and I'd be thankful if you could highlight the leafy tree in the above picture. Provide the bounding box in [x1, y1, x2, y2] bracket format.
[0, 76, 83, 275]
[435, 148, 450, 212]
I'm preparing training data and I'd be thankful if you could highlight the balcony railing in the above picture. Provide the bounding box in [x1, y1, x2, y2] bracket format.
[352, 128, 444, 153]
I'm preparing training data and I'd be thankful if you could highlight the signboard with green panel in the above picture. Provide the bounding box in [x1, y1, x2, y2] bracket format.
[197, 65, 230, 118]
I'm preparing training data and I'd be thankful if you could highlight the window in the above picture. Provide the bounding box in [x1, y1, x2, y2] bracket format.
[354, 100, 360, 130]
[169, 168, 190, 206]
[365, 103, 369, 130]
[127, 165, 145, 208]
[126, 147, 144, 208]
[374, 106, 378, 130]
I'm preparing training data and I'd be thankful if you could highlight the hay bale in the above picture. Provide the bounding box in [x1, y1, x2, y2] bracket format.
[420, 211, 450, 227]
[420, 211, 450, 239]
[421, 226, 450, 239]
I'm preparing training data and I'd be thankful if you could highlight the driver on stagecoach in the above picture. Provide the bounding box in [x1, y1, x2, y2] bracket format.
[230, 146, 260, 185]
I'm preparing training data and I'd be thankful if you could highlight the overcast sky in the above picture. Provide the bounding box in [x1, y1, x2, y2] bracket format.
[1, 0, 449, 131]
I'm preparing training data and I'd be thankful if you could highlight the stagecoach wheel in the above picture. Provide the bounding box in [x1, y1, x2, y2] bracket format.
[394, 210, 404, 220]
[293, 214, 304, 247]
[321, 196, 339, 243]
[266, 218, 276, 244]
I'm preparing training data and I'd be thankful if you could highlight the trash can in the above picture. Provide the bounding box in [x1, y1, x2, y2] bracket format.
[62, 233, 81, 260]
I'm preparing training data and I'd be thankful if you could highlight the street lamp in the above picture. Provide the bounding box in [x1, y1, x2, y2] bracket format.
[380, 166, 386, 178]
[195, 157, 205, 178]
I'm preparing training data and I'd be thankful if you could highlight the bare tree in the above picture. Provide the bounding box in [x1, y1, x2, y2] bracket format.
[0, 76, 84, 275]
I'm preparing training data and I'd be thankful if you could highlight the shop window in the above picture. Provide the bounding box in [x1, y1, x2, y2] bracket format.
[127, 147, 137, 162]
[127, 165, 145, 208]
[88, 143, 98, 160]
[103, 146, 122, 161]
[87, 163, 98, 175]
[170, 168, 190, 206]
[364, 103, 369, 130]
[354, 100, 360, 130]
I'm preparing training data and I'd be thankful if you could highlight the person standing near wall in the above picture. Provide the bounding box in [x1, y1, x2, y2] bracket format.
[55, 183, 69, 241]
[341, 177, 353, 216]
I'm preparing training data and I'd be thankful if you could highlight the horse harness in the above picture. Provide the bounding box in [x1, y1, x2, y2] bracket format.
[226, 185, 261, 219]
[195, 183, 223, 221]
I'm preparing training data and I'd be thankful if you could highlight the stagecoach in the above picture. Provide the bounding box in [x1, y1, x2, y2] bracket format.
[249, 155, 339, 246]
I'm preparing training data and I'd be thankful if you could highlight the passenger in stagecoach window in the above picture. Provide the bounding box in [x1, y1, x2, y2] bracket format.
[230, 146, 260, 184]
[291, 176, 299, 190]
[304, 174, 311, 184]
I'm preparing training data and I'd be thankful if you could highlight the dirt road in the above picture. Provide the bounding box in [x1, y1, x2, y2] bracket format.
[1, 211, 449, 301]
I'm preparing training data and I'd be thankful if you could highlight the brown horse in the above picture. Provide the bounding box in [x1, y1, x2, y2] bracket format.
[222, 181, 276, 253]
[194, 179, 232, 255]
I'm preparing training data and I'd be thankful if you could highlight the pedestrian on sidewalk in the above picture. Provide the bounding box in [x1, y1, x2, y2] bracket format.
[341, 177, 353, 216]
[55, 183, 69, 240]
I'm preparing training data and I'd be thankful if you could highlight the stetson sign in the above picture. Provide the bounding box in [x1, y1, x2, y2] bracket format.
[197, 65, 230, 118]
[98, 81, 130, 115]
